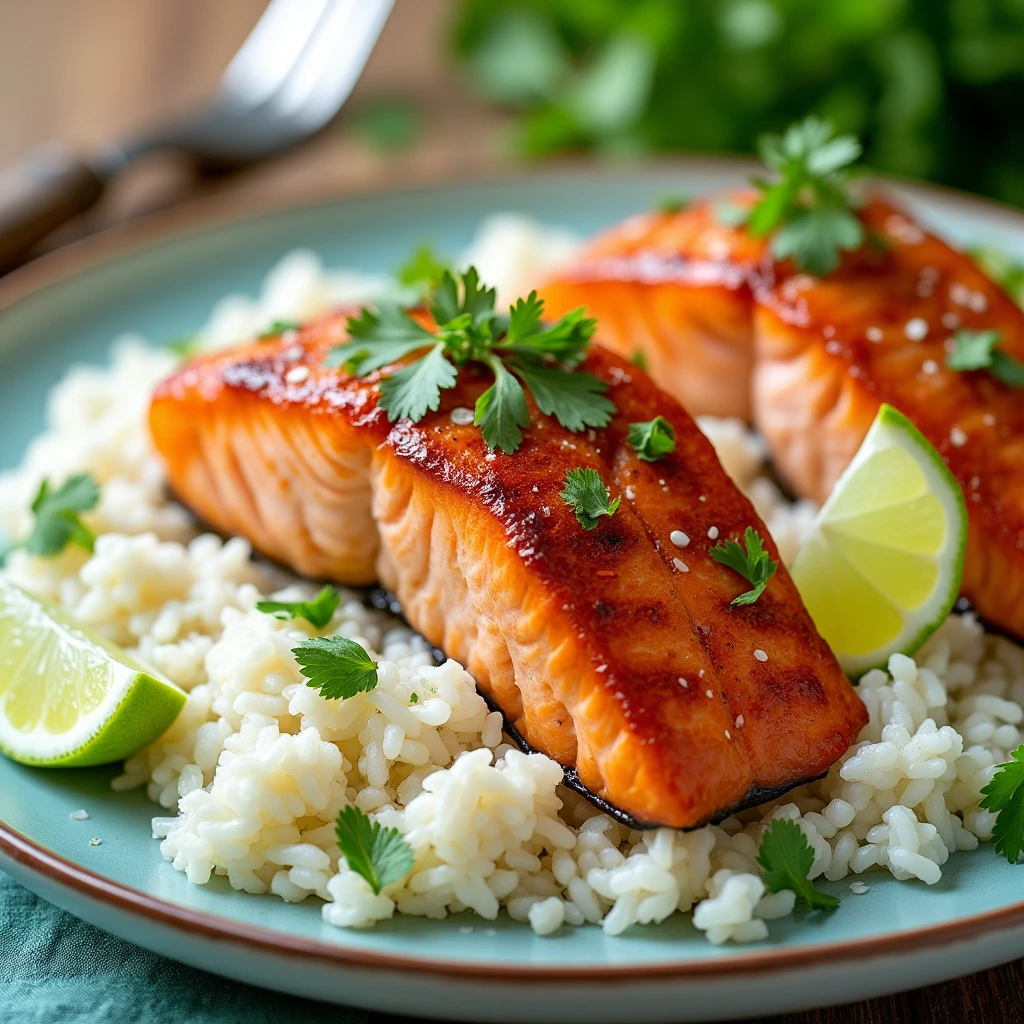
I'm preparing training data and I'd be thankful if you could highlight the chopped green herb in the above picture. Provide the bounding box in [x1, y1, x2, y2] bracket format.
[627, 416, 676, 462]
[629, 349, 649, 371]
[293, 636, 379, 701]
[408, 692, 419, 705]
[980, 744, 1024, 863]
[258, 319, 301, 340]
[327, 269, 615, 454]
[256, 585, 340, 629]
[732, 116, 864, 276]
[946, 329, 1024, 388]
[396, 244, 450, 293]
[758, 818, 839, 910]
[560, 467, 620, 530]
[24, 474, 100, 558]
[710, 526, 777, 606]
[166, 335, 201, 359]
[334, 805, 414, 894]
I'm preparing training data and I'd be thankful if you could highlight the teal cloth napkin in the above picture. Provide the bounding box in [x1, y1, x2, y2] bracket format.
[0, 871, 373, 1024]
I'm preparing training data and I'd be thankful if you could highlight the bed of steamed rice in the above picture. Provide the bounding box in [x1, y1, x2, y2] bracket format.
[1, 215, 1020, 944]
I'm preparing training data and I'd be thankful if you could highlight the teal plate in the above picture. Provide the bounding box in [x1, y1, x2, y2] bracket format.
[2, 166, 1024, 1022]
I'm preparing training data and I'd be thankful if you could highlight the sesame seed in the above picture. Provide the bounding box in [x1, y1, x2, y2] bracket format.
[658, 478, 666, 486]
[724, 729, 732, 740]
[69, 809, 89, 821]
[706, 689, 714, 699]
[707, 526, 719, 540]
[754, 649, 768, 662]
[670, 530, 690, 548]
[922, 359, 938, 374]
[950, 282, 970, 306]
[950, 426, 968, 447]
[698, 495, 706, 502]
[450, 406, 474, 425]
[596, 664, 608, 674]
[625, 486, 636, 500]
[735, 715, 745, 728]
[89, 837, 102, 847]
[284, 365, 310, 384]
[866, 326, 883, 343]
[672, 558, 689, 573]
[904, 318, 928, 342]
[850, 882, 869, 895]
[968, 291, 988, 313]
[699, 669, 705, 678]
[941, 311, 960, 330]
[678, 677, 688, 688]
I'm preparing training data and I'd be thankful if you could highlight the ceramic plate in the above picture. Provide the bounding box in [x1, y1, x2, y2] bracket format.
[3, 166, 1024, 1023]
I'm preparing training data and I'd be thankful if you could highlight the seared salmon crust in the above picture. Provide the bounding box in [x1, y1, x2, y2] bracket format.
[150, 319, 866, 828]
[540, 194, 1024, 643]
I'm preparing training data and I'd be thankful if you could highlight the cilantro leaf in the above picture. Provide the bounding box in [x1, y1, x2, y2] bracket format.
[396, 244, 450, 292]
[560, 467, 620, 530]
[25, 474, 100, 558]
[946, 329, 1024, 388]
[508, 360, 615, 433]
[334, 805, 414, 895]
[474, 356, 530, 454]
[735, 116, 864, 276]
[980, 744, 1024, 863]
[256, 585, 340, 629]
[710, 526, 777, 606]
[758, 818, 839, 911]
[258, 319, 301, 340]
[378, 343, 459, 423]
[293, 636, 379, 700]
[627, 416, 676, 462]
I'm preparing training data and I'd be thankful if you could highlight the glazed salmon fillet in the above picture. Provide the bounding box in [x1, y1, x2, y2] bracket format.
[150, 317, 865, 828]
[541, 195, 1024, 641]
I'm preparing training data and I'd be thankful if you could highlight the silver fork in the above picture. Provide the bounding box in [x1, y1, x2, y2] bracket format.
[0, 0, 393, 273]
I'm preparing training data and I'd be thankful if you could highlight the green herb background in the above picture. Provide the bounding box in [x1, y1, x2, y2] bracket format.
[450, 0, 1024, 206]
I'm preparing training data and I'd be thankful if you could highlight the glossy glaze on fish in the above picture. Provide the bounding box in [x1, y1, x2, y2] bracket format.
[150, 318, 866, 828]
[541, 195, 1024, 641]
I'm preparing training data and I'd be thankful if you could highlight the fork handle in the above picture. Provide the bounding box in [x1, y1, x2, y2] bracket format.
[0, 146, 107, 273]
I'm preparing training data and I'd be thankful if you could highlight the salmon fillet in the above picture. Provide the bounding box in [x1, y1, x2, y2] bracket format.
[150, 317, 865, 828]
[541, 195, 1024, 641]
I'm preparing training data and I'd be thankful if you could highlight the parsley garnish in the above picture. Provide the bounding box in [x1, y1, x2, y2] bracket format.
[408, 692, 419, 705]
[628, 416, 676, 462]
[24, 474, 100, 557]
[946, 329, 1024, 388]
[560, 467, 620, 530]
[758, 818, 839, 910]
[293, 636, 379, 700]
[396, 244, 450, 293]
[726, 116, 864, 276]
[334, 805, 414, 895]
[326, 269, 615, 454]
[256, 585, 340, 629]
[710, 526, 777, 606]
[258, 319, 301, 340]
[980, 744, 1024, 863]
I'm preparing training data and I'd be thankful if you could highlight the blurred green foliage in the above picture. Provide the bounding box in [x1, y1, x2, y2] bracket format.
[451, 0, 1024, 204]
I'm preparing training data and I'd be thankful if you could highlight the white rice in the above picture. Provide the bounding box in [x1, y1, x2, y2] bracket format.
[1, 215, 1020, 944]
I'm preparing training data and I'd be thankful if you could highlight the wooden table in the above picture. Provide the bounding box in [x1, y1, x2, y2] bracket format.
[1, 1, 1019, 1021]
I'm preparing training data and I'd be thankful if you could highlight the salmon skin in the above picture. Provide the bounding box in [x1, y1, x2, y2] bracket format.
[150, 317, 866, 829]
[540, 194, 1024, 642]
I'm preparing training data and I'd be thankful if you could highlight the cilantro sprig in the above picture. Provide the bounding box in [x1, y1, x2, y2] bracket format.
[335, 805, 414, 895]
[326, 268, 615, 454]
[23, 474, 101, 558]
[560, 467, 620, 530]
[758, 818, 839, 911]
[257, 585, 340, 629]
[724, 116, 864, 276]
[946, 329, 1024, 388]
[710, 526, 777, 606]
[628, 416, 676, 462]
[293, 636, 379, 700]
[980, 744, 1024, 863]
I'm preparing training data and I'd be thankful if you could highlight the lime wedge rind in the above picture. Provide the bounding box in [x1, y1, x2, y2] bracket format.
[792, 403, 967, 678]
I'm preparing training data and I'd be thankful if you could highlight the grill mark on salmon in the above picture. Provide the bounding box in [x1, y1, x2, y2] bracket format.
[541, 194, 1024, 642]
[150, 318, 865, 828]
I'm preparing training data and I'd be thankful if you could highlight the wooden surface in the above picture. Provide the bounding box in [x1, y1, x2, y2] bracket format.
[0, 1, 1021, 1021]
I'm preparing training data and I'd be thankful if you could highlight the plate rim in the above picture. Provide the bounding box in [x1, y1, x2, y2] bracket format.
[4, 162, 1024, 983]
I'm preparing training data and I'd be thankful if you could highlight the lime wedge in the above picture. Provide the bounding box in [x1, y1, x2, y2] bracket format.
[790, 404, 967, 677]
[0, 579, 185, 766]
